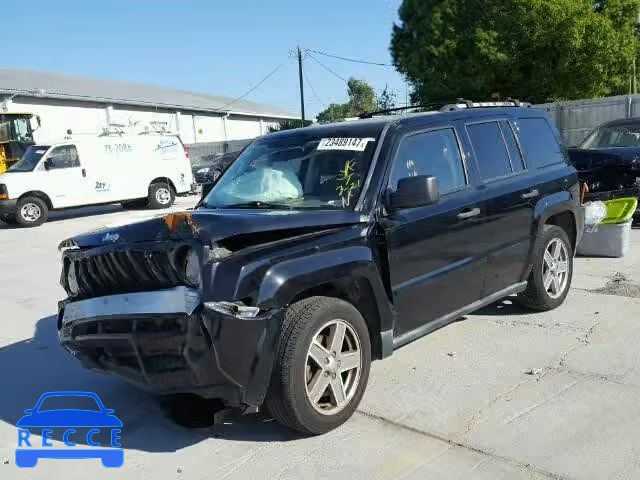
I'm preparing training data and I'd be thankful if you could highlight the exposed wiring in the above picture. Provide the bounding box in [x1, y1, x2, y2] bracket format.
[307, 53, 349, 84]
[306, 48, 395, 67]
[213, 63, 285, 112]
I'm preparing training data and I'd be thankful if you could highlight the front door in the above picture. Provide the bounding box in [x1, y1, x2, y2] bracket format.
[381, 125, 487, 341]
[43, 144, 90, 208]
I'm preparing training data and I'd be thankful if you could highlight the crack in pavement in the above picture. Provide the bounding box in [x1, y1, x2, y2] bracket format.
[504, 378, 581, 424]
[355, 410, 570, 480]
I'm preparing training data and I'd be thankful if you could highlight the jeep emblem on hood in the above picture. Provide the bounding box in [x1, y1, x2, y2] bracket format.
[102, 232, 120, 243]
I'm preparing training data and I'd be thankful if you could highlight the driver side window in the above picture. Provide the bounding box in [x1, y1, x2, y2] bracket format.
[389, 128, 466, 193]
[47, 145, 80, 169]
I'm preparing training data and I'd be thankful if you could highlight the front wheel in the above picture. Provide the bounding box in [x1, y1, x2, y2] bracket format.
[517, 225, 573, 311]
[15, 196, 48, 227]
[265, 296, 371, 435]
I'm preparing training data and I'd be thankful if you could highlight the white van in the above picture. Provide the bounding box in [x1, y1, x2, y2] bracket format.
[0, 134, 195, 226]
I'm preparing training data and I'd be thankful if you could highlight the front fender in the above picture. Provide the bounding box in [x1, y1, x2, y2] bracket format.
[256, 245, 394, 353]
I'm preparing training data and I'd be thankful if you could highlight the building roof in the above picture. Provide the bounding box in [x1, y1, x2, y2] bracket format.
[0, 67, 297, 119]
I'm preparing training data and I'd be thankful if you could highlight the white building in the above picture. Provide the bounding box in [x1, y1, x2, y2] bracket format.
[0, 67, 297, 145]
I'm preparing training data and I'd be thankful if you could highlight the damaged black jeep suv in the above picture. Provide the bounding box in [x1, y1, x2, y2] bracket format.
[58, 101, 584, 435]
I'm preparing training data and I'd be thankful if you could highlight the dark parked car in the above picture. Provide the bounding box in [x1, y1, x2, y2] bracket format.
[568, 118, 640, 218]
[57, 101, 583, 435]
[192, 151, 239, 184]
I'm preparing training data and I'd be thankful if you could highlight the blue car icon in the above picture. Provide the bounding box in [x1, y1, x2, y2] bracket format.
[16, 391, 123, 468]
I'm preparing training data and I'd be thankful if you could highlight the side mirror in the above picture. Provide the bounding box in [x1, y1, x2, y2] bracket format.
[43, 158, 54, 170]
[389, 175, 439, 211]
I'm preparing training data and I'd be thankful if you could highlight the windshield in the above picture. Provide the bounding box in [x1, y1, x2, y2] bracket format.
[580, 124, 640, 149]
[203, 130, 381, 210]
[9, 145, 49, 172]
[37, 395, 101, 412]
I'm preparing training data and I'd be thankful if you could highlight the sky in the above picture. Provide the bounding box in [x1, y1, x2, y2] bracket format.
[3, 0, 407, 118]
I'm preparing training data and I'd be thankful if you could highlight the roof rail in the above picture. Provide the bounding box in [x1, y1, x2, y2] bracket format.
[440, 98, 531, 111]
[358, 98, 530, 119]
[358, 102, 453, 119]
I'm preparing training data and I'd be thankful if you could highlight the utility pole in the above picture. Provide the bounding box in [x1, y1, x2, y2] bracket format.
[297, 46, 306, 124]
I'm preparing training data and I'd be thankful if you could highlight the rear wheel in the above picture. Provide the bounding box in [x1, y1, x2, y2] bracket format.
[265, 296, 371, 435]
[15, 196, 48, 227]
[518, 225, 573, 311]
[147, 183, 175, 209]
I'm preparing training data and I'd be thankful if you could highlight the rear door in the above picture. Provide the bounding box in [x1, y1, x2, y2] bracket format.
[462, 118, 537, 295]
[381, 123, 487, 339]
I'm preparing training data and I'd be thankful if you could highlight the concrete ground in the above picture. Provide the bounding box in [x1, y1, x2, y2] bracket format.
[0, 197, 639, 479]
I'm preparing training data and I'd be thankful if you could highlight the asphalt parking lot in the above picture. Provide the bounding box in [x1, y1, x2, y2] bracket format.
[1, 197, 639, 479]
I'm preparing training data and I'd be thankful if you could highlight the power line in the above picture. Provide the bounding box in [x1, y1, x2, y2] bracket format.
[302, 65, 327, 109]
[214, 63, 285, 112]
[306, 48, 394, 67]
[307, 53, 349, 84]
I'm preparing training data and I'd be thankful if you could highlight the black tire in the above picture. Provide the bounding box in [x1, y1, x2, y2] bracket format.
[265, 296, 371, 435]
[121, 199, 148, 210]
[0, 214, 17, 225]
[147, 183, 175, 209]
[15, 196, 48, 227]
[517, 225, 573, 311]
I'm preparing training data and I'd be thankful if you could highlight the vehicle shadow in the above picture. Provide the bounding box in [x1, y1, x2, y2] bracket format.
[0, 315, 297, 452]
[473, 297, 531, 316]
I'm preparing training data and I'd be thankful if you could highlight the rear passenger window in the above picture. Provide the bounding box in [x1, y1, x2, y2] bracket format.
[467, 122, 512, 180]
[515, 118, 565, 168]
[390, 128, 466, 194]
[499, 121, 525, 172]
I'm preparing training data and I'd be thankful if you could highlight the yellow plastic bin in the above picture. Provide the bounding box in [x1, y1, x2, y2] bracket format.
[600, 197, 638, 225]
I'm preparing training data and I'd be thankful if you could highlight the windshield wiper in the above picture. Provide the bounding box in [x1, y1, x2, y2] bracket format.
[221, 201, 294, 210]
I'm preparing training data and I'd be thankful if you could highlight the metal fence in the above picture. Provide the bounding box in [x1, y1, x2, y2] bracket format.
[534, 95, 640, 147]
[185, 139, 252, 164]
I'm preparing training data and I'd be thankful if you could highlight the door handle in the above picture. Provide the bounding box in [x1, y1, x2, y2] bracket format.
[521, 189, 539, 199]
[457, 207, 480, 219]
[82, 168, 86, 178]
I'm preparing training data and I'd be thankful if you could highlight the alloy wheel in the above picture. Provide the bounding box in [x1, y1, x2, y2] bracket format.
[542, 238, 569, 299]
[305, 319, 362, 415]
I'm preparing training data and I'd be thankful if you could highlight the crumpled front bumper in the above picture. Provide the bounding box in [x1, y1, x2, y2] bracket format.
[58, 287, 282, 408]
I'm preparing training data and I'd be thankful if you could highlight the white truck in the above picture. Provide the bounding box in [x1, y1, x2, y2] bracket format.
[0, 133, 195, 226]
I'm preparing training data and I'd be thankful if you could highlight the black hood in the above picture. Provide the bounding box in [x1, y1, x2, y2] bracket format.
[63, 208, 367, 249]
[568, 147, 640, 171]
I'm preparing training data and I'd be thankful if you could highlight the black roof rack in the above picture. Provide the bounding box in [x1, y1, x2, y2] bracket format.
[358, 98, 530, 119]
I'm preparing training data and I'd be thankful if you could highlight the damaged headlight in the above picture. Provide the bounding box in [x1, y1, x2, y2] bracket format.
[204, 301, 261, 318]
[184, 248, 202, 287]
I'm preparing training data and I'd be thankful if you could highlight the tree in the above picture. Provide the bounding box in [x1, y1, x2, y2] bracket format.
[316, 79, 395, 123]
[378, 85, 397, 110]
[391, 0, 640, 104]
[267, 119, 312, 134]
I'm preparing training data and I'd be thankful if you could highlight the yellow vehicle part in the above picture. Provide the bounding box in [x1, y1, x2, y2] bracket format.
[0, 146, 7, 174]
